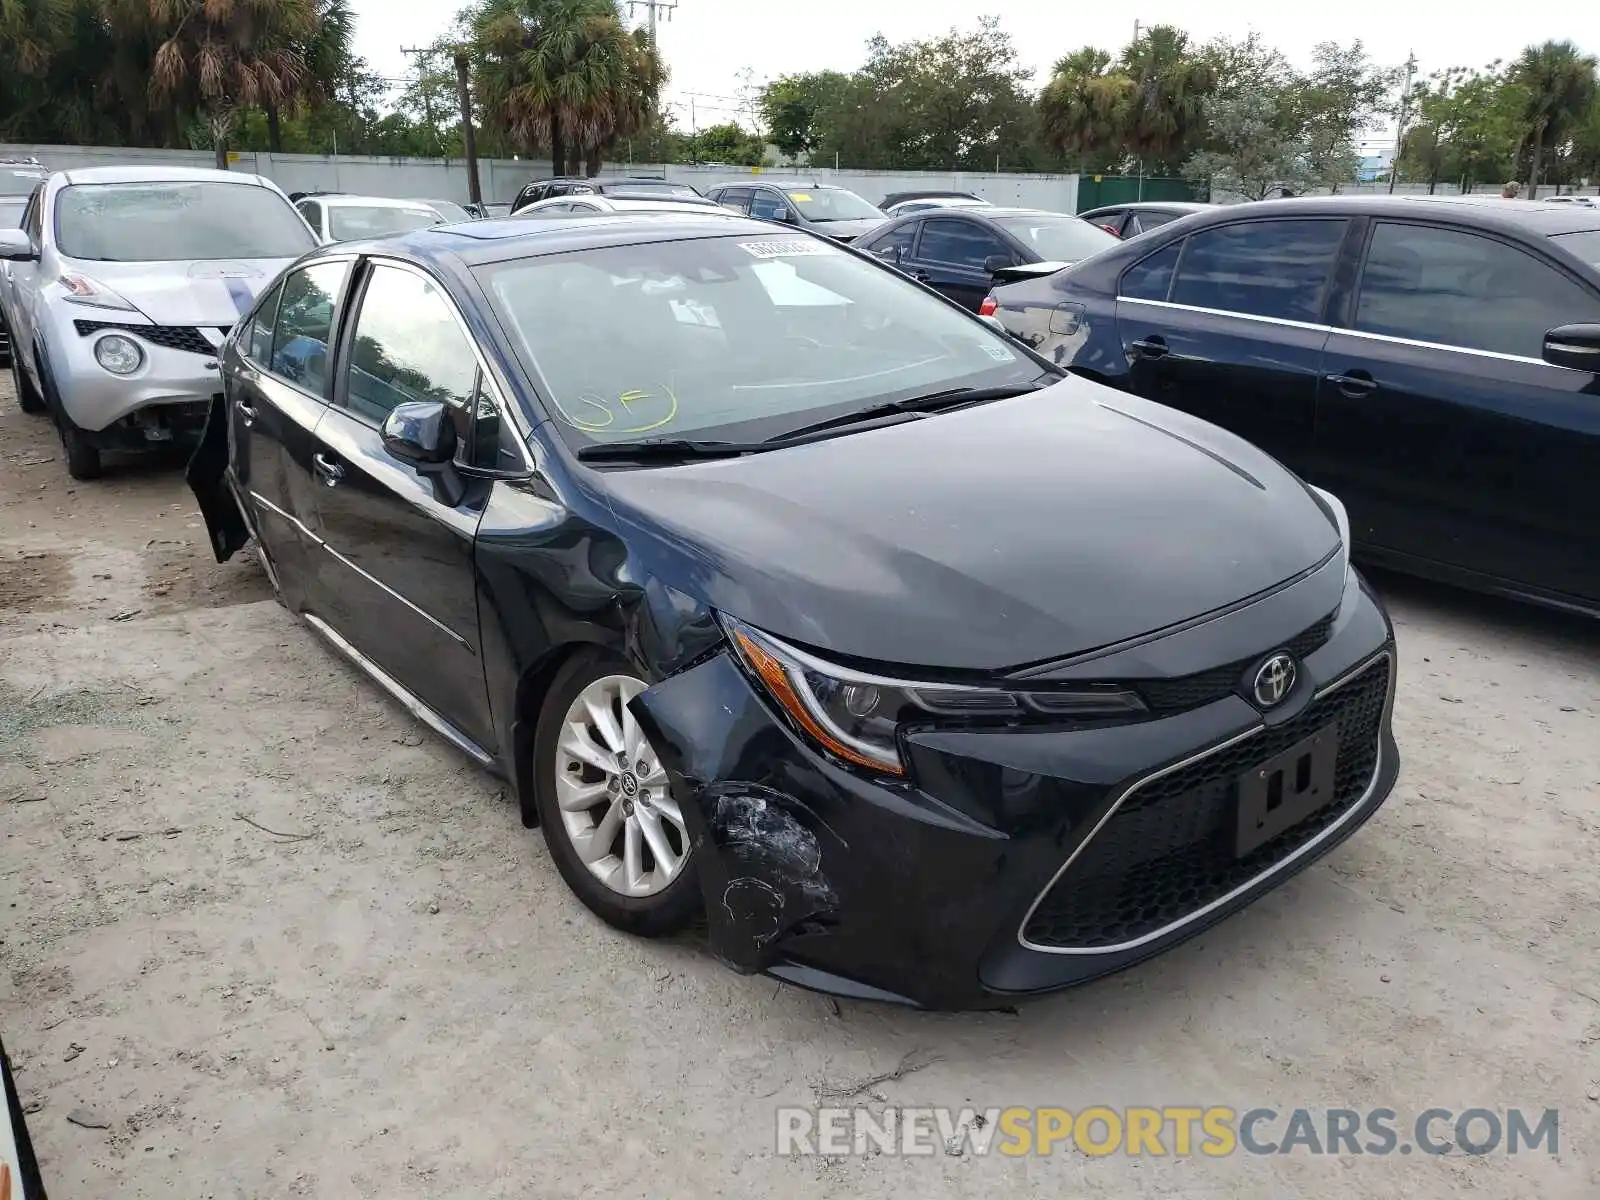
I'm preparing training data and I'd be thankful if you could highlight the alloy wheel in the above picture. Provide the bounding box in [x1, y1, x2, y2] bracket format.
[552, 674, 688, 898]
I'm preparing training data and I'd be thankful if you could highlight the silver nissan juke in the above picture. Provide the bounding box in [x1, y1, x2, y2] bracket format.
[0, 165, 317, 479]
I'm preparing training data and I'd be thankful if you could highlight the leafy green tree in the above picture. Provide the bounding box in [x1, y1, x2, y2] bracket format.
[1117, 26, 1214, 173]
[1292, 40, 1400, 190]
[759, 71, 851, 161]
[1038, 47, 1132, 171]
[1508, 40, 1599, 196]
[691, 122, 763, 166]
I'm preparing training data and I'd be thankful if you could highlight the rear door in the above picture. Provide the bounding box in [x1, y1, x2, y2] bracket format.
[906, 217, 1019, 311]
[224, 259, 350, 600]
[1116, 216, 1350, 470]
[1315, 219, 1600, 604]
[302, 258, 498, 749]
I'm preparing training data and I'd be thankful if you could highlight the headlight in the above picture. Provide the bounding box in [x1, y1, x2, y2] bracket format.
[59, 274, 139, 311]
[94, 334, 143, 375]
[720, 615, 1145, 776]
[1309, 485, 1351, 576]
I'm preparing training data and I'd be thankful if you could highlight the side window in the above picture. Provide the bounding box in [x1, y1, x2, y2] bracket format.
[748, 191, 789, 221]
[297, 200, 323, 233]
[863, 221, 918, 259]
[1355, 222, 1600, 358]
[24, 189, 43, 243]
[341, 264, 477, 427]
[569, 202, 600, 213]
[1134, 212, 1177, 233]
[246, 278, 285, 365]
[917, 219, 1012, 270]
[1119, 240, 1182, 301]
[268, 261, 349, 393]
[717, 188, 752, 214]
[1090, 211, 1125, 236]
[1169, 219, 1348, 322]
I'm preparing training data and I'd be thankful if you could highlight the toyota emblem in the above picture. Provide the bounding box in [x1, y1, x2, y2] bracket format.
[1251, 653, 1297, 708]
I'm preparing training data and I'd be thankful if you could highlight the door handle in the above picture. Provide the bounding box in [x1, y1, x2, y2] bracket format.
[1326, 371, 1378, 397]
[235, 401, 257, 428]
[312, 452, 344, 488]
[1128, 336, 1168, 359]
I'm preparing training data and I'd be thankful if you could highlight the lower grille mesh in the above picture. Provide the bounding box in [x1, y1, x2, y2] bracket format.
[1023, 654, 1390, 951]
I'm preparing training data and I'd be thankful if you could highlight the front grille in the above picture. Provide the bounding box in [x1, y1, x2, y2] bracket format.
[1022, 653, 1390, 951]
[74, 320, 228, 356]
[1133, 612, 1336, 715]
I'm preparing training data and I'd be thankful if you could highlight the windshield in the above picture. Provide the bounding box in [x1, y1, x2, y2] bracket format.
[785, 188, 884, 223]
[992, 214, 1120, 262]
[55, 182, 316, 261]
[1550, 230, 1600, 268]
[421, 200, 471, 222]
[0, 198, 25, 228]
[328, 204, 440, 241]
[478, 233, 1039, 447]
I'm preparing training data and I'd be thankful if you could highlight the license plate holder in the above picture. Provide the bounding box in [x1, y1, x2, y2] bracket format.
[1235, 724, 1339, 858]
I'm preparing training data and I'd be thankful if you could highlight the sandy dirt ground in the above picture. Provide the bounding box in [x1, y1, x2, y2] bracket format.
[2, 371, 1598, 1199]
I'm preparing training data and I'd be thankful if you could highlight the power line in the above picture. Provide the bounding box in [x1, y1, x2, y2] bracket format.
[626, 0, 677, 45]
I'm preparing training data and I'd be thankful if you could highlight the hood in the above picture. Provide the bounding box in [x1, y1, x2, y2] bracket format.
[602, 377, 1340, 673]
[61, 257, 294, 327]
[814, 218, 884, 243]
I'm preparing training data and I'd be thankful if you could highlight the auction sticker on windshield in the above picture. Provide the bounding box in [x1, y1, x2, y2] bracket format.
[738, 239, 837, 259]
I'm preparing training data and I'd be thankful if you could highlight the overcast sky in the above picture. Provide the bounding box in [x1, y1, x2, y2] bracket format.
[352, 0, 1583, 149]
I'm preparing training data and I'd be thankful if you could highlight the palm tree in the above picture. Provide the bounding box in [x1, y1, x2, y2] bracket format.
[1, 0, 124, 144]
[473, 0, 659, 176]
[1509, 40, 1598, 198]
[264, 0, 355, 154]
[1038, 48, 1132, 171]
[1118, 26, 1213, 173]
[102, 0, 318, 168]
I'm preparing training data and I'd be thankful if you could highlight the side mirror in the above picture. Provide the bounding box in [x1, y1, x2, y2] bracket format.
[1542, 323, 1600, 372]
[0, 229, 37, 262]
[983, 253, 1015, 276]
[382, 400, 456, 466]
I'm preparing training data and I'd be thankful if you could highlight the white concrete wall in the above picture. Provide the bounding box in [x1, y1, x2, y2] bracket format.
[2, 143, 1081, 212]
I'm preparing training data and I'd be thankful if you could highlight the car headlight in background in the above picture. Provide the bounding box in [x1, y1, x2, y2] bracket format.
[720, 615, 1145, 776]
[94, 333, 143, 375]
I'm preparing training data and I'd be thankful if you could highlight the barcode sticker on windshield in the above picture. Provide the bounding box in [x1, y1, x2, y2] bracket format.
[738, 239, 836, 259]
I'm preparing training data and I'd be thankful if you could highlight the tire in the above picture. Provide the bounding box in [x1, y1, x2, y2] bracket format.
[11, 348, 45, 415]
[56, 409, 103, 480]
[533, 649, 699, 936]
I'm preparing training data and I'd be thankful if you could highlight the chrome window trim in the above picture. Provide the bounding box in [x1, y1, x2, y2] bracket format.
[1118, 296, 1331, 335]
[249, 489, 469, 647]
[1015, 648, 1394, 957]
[346, 254, 534, 471]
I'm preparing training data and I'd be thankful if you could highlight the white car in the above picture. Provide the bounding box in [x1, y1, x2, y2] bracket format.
[294, 194, 444, 243]
[0, 165, 318, 479]
[882, 196, 993, 217]
[514, 194, 730, 217]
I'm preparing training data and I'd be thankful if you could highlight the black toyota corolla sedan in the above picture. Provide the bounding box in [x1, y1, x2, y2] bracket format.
[189, 212, 1399, 1009]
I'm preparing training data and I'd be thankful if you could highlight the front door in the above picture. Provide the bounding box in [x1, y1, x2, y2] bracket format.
[303, 259, 496, 750]
[1116, 216, 1350, 471]
[1314, 219, 1600, 605]
[219, 260, 349, 600]
[907, 216, 1017, 312]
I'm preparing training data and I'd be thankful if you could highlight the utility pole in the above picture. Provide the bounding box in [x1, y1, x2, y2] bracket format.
[1132, 19, 1143, 43]
[689, 95, 698, 165]
[1388, 50, 1417, 194]
[454, 50, 482, 205]
[627, 0, 677, 45]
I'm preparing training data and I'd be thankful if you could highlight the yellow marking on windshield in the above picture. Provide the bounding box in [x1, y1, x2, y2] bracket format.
[554, 385, 679, 434]
[786, 192, 813, 202]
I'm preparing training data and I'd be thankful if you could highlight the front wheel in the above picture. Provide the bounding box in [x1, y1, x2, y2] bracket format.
[532, 650, 699, 936]
[10, 350, 45, 415]
[57, 411, 103, 480]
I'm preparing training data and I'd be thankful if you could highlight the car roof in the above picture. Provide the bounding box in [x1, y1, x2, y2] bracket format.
[1198, 194, 1600, 236]
[1081, 201, 1210, 216]
[59, 164, 273, 187]
[925, 207, 1077, 220]
[326, 211, 794, 268]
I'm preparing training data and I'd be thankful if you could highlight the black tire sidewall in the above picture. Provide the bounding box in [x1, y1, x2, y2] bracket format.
[12, 350, 45, 414]
[533, 648, 700, 936]
[36, 344, 102, 479]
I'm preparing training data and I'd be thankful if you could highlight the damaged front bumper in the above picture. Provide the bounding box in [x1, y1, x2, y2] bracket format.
[631, 573, 1400, 1011]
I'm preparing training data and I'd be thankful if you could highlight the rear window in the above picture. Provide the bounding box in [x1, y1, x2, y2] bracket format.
[991, 214, 1120, 263]
[604, 181, 701, 199]
[328, 205, 440, 241]
[55, 181, 317, 262]
[1169, 219, 1348, 322]
[1550, 229, 1600, 268]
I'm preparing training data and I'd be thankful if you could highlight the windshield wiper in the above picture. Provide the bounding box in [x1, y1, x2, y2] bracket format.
[576, 437, 766, 463]
[771, 382, 1049, 442]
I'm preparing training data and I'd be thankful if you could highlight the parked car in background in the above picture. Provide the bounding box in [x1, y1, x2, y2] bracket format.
[878, 188, 984, 210]
[855, 207, 1119, 311]
[509, 176, 703, 213]
[295, 194, 443, 243]
[986, 193, 1600, 615]
[1541, 195, 1597, 207]
[0, 197, 26, 364]
[0, 165, 317, 478]
[465, 202, 512, 218]
[1079, 201, 1210, 238]
[883, 196, 992, 217]
[703, 180, 886, 243]
[515, 195, 726, 217]
[414, 198, 473, 223]
[188, 212, 1398, 1009]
